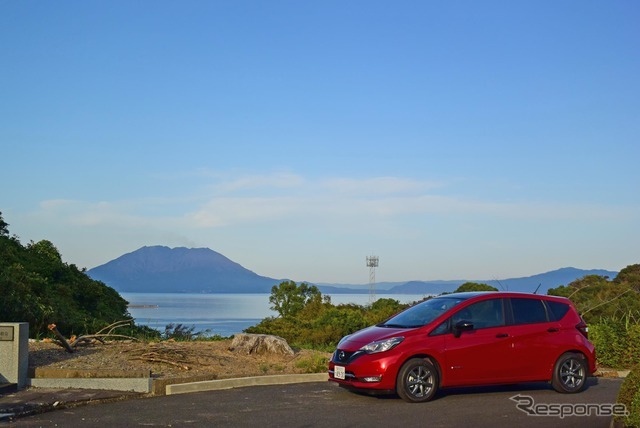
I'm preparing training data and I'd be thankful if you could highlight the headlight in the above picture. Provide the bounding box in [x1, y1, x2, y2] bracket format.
[359, 337, 404, 354]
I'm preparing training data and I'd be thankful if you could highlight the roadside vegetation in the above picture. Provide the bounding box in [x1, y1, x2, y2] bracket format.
[615, 364, 640, 427]
[548, 264, 640, 369]
[246, 280, 409, 351]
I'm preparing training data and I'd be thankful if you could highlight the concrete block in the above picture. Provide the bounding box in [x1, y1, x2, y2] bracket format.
[28, 377, 152, 393]
[0, 323, 29, 389]
[166, 373, 328, 395]
[30, 368, 151, 379]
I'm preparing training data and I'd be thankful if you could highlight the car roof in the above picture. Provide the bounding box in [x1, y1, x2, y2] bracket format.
[434, 291, 568, 301]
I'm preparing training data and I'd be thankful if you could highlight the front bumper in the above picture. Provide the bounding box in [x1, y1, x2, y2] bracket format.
[328, 349, 403, 391]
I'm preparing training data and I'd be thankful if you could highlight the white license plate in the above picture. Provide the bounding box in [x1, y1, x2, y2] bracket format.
[334, 365, 346, 380]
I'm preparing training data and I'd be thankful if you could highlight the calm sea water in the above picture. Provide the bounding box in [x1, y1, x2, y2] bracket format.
[121, 292, 430, 337]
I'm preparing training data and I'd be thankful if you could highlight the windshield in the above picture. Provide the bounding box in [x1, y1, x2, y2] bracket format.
[378, 297, 467, 328]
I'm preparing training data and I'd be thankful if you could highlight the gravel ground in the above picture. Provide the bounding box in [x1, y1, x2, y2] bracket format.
[29, 339, 331, 380]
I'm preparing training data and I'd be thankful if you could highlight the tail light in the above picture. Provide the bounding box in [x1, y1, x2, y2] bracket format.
[576, 320, 589, 339]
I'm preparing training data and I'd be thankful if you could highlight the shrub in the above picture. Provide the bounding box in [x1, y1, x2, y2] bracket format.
[245, 316, 305, 345]
[295, 353, 329, 373]
[365, 298, 408, 324]
[247, 298, 405, 349]
[126, 324, 161, 341]
[615, 364, 640, 427]
[590, 316, 640, 369]
[162, 323, 205, 341]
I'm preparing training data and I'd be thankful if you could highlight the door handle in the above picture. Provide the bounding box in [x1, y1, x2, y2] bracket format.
[496, 333, 509, 338]
[547, 328, 559, 333]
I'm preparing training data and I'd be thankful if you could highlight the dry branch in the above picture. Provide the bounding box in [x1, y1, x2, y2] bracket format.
[47, 320, 139, 353]
[124, 343, 193, 370]
[95, 320, 134, 336]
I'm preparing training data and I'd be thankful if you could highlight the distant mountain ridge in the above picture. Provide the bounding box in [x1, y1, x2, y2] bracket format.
[87, 246, 618, 295]
[317, 267, 618, 295]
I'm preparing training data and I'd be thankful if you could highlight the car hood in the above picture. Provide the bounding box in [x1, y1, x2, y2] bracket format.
[339, 325, 412, 351]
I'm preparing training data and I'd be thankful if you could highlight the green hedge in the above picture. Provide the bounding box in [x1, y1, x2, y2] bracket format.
[615, 364, 640, 427]
[589, 318, 640, 369]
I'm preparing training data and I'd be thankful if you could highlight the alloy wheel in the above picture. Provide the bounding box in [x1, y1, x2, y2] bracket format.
[559, 357, 585, 389]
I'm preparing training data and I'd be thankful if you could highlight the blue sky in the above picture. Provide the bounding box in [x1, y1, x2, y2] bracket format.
[2, 1, 638, 284]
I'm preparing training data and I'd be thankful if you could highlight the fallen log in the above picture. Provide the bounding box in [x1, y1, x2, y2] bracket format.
[48, 324, 74, 353]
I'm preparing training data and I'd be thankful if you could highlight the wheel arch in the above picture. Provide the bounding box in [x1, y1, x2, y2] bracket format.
[399, 353, 443, 387]
[551, 350, 590, 393]
[549, 349, 590, 379]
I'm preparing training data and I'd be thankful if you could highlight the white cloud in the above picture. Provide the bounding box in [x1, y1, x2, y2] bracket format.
[320, 177, 442, 195]
[213, 172, 306, 193]
[188, 197, 302, 227]
[34, 172, 635, 234]
[185, 175, 633, 230]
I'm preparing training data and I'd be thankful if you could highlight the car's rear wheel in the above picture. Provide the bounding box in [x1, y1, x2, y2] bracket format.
[551, 352, 588, 393]
[396, 358, 439, 403]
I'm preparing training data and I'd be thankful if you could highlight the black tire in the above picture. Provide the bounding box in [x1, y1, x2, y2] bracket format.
[551, 352, 588, 393]
[396, 358, 439, 403]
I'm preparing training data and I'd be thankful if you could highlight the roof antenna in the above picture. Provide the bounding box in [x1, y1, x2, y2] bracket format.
[493, 278, 506, 291]
[533, 283, 541, 294]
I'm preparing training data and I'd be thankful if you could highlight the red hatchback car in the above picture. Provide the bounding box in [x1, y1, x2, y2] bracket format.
[328, 292, 596, 403]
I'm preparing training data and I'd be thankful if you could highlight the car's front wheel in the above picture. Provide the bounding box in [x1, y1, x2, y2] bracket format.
[551, 352, 588, 393]
[396, 358, 439, 403]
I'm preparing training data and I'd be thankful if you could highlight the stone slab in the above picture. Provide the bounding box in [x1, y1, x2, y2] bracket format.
[166, 373, 328, 395]
[28, 377, 152, 393]
[30, 368, 151, 379]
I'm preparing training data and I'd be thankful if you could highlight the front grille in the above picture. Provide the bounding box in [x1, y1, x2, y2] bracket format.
[332, 349, 365, 364]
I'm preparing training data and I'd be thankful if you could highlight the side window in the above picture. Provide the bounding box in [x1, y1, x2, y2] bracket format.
[430, 320, 450, 336]
[511, 298, 548, 324]
[545, 300, 570, 321]
[451, 299, 505, 329]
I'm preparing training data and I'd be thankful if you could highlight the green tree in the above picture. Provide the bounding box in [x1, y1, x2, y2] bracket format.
[0, 211, 8, 236]
[455, 282, 498, 292]
[310, 305, 368, 345]
[269, 281, 321, 318]
[365, 298, 407, 324]
[614, 264, 640, 291]
[548, 273, 640, 323]
[0, 213, 132, 337]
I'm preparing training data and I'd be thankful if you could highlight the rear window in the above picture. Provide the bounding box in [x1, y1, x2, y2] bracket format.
[545, 300, 570, 321]
[510, 298, 548, 324]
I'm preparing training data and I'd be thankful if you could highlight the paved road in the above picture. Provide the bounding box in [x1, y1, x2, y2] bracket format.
[9, 377, 624, 427]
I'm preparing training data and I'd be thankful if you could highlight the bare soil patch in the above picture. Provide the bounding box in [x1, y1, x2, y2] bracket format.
[29, 339, 331, 380]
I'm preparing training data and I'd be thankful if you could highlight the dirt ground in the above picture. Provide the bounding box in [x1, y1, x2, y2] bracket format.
[29, 339, 332, 380]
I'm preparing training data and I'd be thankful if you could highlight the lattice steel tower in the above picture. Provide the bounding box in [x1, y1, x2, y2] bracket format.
[366, 255, 379, 304]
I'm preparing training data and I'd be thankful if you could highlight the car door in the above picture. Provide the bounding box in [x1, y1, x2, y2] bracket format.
[506, 297, 563, 381]
[441, 298, 514, 386]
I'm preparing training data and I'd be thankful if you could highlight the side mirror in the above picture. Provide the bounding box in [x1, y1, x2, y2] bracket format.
[453, 320, 474, 338]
